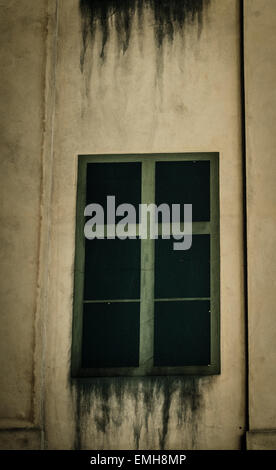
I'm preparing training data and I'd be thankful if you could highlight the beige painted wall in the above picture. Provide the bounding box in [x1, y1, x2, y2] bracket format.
[6, 0, 276, 450]
[0, 0, 48, 448]
[43, 0, 245, 449]
[245, 0, 276, 449]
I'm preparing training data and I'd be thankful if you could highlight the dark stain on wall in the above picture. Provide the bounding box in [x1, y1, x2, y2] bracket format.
[73, 376, 204, 450]
[79, 0, 210, 68]
[156, 377, 175, 449]
[177, 377, 202, 448]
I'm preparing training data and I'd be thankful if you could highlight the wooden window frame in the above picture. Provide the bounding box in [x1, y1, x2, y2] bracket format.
[71, 153, 220, 377]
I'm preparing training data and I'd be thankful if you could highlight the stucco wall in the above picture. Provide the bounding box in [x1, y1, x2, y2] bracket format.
[3, 0, 268, 450]
[0, 0, 48, 448]
[244, 0, 276, 449]
[43, 0, 245, 449]
[2, 0, 276, 452]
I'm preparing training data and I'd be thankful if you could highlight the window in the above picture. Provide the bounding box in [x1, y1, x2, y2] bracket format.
[71, 153, 220, 377]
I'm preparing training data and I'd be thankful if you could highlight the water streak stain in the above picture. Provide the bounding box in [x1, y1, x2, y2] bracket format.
[73, 376, 204, 450]
[79, 0, 210, 66]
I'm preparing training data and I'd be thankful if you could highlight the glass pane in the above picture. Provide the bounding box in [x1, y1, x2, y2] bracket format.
[86, 162, 141, 213]
[154, 300, 210, 366]
[155, 161, 210, 222]
[155, 235, 210, 299]
[82, 302, 140, 368]
[84, 238, 141, 300]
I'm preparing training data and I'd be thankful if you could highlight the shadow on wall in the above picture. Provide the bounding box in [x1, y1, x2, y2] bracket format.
[79, 0, 210, 66]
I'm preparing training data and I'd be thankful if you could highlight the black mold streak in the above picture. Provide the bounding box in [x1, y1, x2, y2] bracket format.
[79, 0, 210, 65]
[74, 381, 94, 449]
[142, 380, 155, 435]
[133, 420, 142, 450]
[156, 377, 176, 450]
[132, 383, 141, 449]
[72, 376, 203, 450]
[94, 382, 111, 433]
[177, 377, 202, 449]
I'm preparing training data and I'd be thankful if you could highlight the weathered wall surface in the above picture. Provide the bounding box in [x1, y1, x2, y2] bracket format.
[245, 0, 276, 450]
[43, 0, 246, 449]
[0, 0, 48, 448]
[2, 0, 276, 452]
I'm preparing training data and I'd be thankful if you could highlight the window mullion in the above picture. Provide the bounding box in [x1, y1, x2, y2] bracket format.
[139, 159, 155, 372]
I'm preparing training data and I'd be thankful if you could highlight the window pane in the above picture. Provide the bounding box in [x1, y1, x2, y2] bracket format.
[86, 162, 141, 213]
[82, 302, 140, 368]
[154, 300, 210, 366]
[155, 161, 210, 222]
[84, 238, 141, 300]
[155, 235, 210, 299]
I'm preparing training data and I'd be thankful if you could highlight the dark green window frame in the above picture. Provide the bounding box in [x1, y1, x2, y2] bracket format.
[71, 153, 220, 377]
